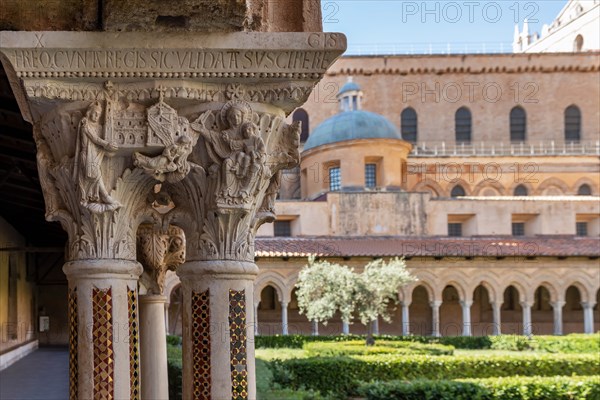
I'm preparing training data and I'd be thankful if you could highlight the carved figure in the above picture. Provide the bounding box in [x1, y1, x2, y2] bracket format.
[75, 101, 121, 213]
[194, 100, 265, 201]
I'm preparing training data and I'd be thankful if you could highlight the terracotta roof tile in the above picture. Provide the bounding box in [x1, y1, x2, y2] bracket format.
[255, 236, 600, 258]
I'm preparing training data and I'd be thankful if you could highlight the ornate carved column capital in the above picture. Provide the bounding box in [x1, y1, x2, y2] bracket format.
[0, 31, 346, 262]
[137, 224, 186, 295]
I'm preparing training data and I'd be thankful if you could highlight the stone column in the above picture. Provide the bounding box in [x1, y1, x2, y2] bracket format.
[137, 225, 186, 400]
[342, 320, 350, 335]
[551, 301, 565, 336]
[64, 260, 142, 400]
[281, 301, 289, 335]
[461, 300, 473, 336]
[401, 302, 410, 336]
[254, 303, 260, 336]
[164, 302, 170, 334]
[582, 302, 596, 334]
[430, 301, 442, 337]
[491, 302, 502, 335]
[0, 31, 345, 400]
[521, 301, 534, 337]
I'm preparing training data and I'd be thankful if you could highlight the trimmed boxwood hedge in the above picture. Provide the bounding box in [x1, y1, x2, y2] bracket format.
[270, 354, 599, 396]
[359, 376, 600, 400]
[256, 333, 600, 353]
[304, 340, 454, 357]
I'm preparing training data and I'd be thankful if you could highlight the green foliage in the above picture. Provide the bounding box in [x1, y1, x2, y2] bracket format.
[167, 334, 182, 346]
[532, 334, 600, 354]
[167, 344, 182, 400]
[271, 354, 599, 396]
[295, 256, 415, 327]
[490, 335, 534, 351]
[303, 340, 454, 357]
[358, 376, 600, 400]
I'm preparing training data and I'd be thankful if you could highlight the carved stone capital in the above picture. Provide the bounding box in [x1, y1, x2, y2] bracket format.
[137, 224, 186, 295]
[0, 31, 345, 262]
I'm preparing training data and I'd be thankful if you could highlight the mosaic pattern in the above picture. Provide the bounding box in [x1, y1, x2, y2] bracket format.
[92, 287, 114, 400]
[192, 290, 211, 400]
[229, 289, 248, 400]
[128, 288, 140, 400]
[68, 287, 78, 400]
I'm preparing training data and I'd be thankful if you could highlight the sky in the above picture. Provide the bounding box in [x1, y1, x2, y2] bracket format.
[322, 0, 568, 54]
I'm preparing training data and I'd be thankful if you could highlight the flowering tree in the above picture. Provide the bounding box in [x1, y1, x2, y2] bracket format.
[295, 256, 415, 344]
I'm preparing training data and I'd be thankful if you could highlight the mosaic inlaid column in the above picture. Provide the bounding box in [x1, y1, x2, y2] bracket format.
[64, 260, 142, 400]
[1, 30, 345, 400]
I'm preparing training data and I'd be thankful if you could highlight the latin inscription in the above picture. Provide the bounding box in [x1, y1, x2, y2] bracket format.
[11, 49, 334, 72]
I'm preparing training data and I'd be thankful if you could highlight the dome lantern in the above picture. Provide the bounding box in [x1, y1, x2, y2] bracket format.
[337, 77, 362, 112]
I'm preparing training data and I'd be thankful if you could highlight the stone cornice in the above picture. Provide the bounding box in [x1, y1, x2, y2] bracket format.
[0, 31, 346, 121]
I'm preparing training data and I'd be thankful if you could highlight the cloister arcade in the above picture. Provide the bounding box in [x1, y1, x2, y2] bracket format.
[164, 260, 600, 337]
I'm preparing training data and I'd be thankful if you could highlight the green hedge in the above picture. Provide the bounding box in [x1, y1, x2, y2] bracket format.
[270, 354, 599, 396]
[255, 334, 491, 349]
[304, 340, 454, 357]
[167, 344, 182, 400]
[359, 376, 600, 400]
[256, 334, 600, 352]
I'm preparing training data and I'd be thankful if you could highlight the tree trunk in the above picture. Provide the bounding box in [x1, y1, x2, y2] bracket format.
[365, 320, 375, 346]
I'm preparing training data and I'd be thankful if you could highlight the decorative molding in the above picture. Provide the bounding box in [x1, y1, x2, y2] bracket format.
[229, 289, 248, 400]
[92, 287, 114, 400]
[137, 224, 186, 295]
[191, 290, 211, 400]
[128, 287, 140, 400]
[68, 287, 78, 400]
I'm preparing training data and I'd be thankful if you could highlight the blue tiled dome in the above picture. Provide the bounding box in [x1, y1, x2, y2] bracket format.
[303, 110, 402, 151]
[338, 80, 361, 95]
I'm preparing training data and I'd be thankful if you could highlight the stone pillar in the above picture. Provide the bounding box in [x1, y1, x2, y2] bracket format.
[342, 320, 350, 335]
[178, 261, 258, 400]
[582, 302, 596, 334]
[64, 260, 142, 400]
[551, 301, 565, 336]
[401, 302, 410, 336]
[254, 303, 260, 336]
[491, 302, 502, 335]
[521, 301, 533, 337]
[311, 321, 319, 336]
[430, 301, 442, 337]
[0, 31, 345, 400]
[137, 225, 185, 400]
[139, 295, 169, 400]
[461, 300, 473, 336]
[164, 302, 170, 334]
[281, 301, 289, 335]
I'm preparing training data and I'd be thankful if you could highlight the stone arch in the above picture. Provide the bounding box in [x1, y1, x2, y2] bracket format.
[473, 180, 506, 196]
[164, 270, 182, 301]
[411, 179, 444, 198]
[508, 181, 534, 197]
[572, 177, 598, 196]
[410, 272, 438, 301]
[469, 273, 501, 304]
[439, 276, 469, 302]
[530, 278, 560, 303]
[448, 179, 471, 197]
[563, 281, 591, 304]
[535, 177, 570, 196]
[501, 280, 529, 303]
[254, 271, 289, 304]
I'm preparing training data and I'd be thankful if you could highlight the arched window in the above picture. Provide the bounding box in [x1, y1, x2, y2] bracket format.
[455, 107, 472, 143]
[564, 105, 581, 143]
[510, 106, 526, 143]
[514, 185, 528, 196]
[450, 185, 466, 197]
[401, 107, 418, 143]
[292, 108, 310, 143]
[574, 34, 584, 52]
[578, 184, 592, 196]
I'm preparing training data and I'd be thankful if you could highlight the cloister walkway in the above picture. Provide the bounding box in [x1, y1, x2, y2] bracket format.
[0, 347, 68, 400]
